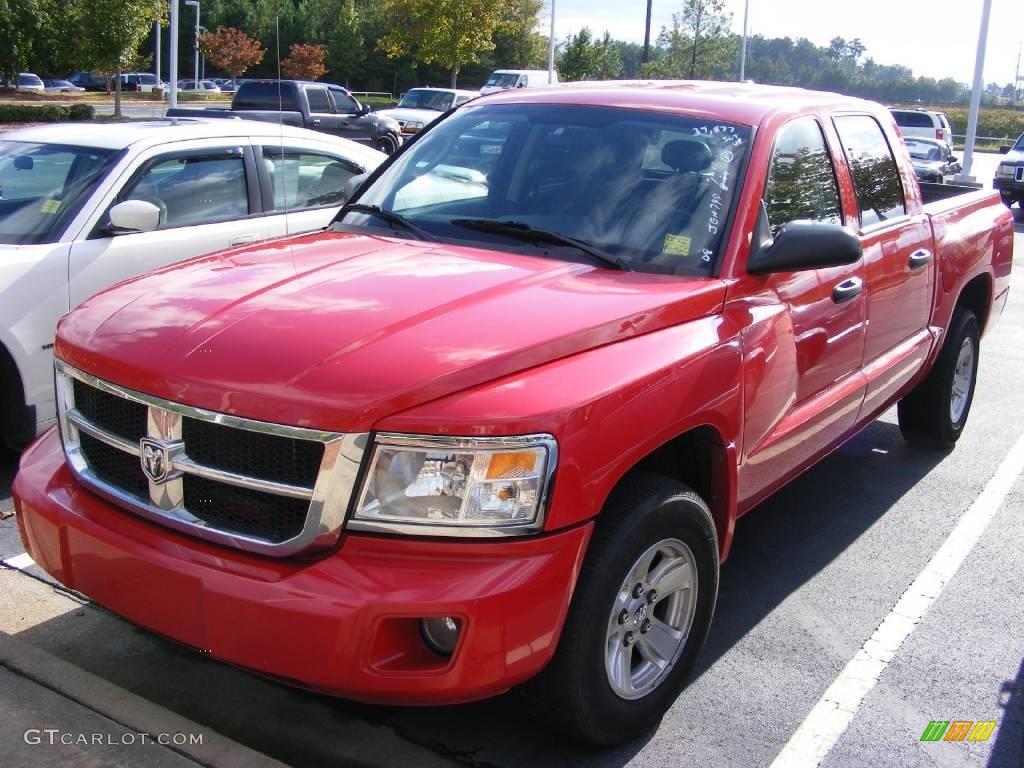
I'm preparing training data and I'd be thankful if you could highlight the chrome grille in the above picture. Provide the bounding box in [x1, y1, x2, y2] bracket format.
[55, 362, 368, 556]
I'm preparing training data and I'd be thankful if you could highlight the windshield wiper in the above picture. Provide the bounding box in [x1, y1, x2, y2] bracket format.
[339, 203, 433, 241]
[449, 218, 632, 272]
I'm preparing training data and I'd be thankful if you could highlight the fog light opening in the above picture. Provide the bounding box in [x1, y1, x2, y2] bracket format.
[420, 616, 461, 655]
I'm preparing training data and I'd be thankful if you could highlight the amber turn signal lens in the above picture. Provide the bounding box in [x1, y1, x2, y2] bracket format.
[486, 451, 537, 479]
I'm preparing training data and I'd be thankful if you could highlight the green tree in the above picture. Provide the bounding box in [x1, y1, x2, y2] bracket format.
[74, 0, 163, 116]
[378, 0, 518, 87]
[642, 0, 734, 80]
[559, 28, 597, 81]
[0, 0, 44, 83]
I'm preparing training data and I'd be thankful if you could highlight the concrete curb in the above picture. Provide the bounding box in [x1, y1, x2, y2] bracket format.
[0, 630, 289, 768]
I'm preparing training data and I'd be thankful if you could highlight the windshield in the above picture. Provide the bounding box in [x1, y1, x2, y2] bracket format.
[904, 141, 941, 161]
[0, 142, 118, 245]
[484, 73, 520, 89]
[397, 89, 454, 112]
[340, 104, 751, 275]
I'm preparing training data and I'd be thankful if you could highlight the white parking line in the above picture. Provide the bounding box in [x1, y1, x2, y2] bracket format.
[1, 552, 35, 570]
[771, 431, 1024, 767]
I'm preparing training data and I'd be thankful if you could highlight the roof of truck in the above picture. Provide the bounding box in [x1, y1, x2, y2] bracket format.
[478, 79, 885, 127]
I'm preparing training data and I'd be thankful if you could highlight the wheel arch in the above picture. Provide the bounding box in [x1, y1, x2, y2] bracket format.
[957, 272, 992, 334]
[604, 424, 737, 561]
[0, 340, 33, 448]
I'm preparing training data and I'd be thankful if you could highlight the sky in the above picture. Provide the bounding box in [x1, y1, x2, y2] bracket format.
[544, 0, 1021, 87]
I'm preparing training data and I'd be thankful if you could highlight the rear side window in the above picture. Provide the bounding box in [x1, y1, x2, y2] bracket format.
[233, 82, 297, 110]
[891, 111, 933, 128]
[763, 118, 842, 237]
[306, 87, 331, 112]
[834, 115, 906, 228]
[262, 149, 359, 210]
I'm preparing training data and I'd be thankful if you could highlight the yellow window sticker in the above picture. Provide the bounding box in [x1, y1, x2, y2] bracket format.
[662, 233, 691, 256]
[40, 199, 61, 214]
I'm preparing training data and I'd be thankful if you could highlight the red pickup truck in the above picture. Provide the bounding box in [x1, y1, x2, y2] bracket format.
[14, 82, 1014, 746]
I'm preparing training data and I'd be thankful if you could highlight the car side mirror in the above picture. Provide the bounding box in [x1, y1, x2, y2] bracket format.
[357, 103, 371, 116]
[949, 155, 959, 164]
[108, 199, 162, 234]
[747, 221, 862, 274]
[340, 173, 369, 204]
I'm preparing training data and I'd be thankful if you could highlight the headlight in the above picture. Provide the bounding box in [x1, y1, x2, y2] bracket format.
[402, 121, 424, 134]
[349, 433, 556, 536]
[996, 163, 1016, 179]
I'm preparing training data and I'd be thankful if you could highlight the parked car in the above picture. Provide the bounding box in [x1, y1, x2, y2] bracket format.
[43, 79, 85, 94]
[993, 131, 1024, 208]
[67, 72, 109, 92]
[168, 79, 403, 154]
[890, 107, 954, 145]
[177, 79, 222, 93]
[111, 72, 164, 93]
[903, 136, 961, 183]
[0, 118, 384, 448]
[479, 68, 558, 95]
[12, 82, 1013, 746]
[8, 73, 45, 93]
[212, 78, 244, 94]
[376, 87, 478, 135]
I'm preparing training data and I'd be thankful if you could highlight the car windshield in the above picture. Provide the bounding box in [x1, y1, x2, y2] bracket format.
[339, 104, 751, 276]
[0, 141, 118, 245]
[905, 142, 940, 161]
[1014, 134, 1024, 151]
[485, 73, 520, 89]
[397, 89, 454, 112]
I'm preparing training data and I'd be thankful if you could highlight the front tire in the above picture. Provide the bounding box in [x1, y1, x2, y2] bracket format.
[521, 473, 718, 746]
[1000, 192, 1015, 208]
[898, 307, 980, 449]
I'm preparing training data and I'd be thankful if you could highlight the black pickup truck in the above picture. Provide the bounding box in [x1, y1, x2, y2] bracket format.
[167, 80, 403, 154]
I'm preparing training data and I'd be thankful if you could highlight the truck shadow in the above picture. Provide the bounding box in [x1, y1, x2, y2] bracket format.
[9, 418, 949, 768]
[987, 657, 1024, 768]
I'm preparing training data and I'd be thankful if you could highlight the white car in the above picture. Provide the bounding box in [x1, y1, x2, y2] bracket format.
[178, 79, 222, 94]
[0, 118, 385, 447]
[11, 73, 45, 93]
[43, 79, 85, 94]
[376, 87, 477, 136]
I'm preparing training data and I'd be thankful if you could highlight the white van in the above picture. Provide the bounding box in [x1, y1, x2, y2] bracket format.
[889, 108, 954, 147]
[480, 69, 558, 95]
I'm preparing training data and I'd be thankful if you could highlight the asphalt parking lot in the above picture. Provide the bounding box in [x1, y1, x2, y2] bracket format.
[1, 158, 1022, 768]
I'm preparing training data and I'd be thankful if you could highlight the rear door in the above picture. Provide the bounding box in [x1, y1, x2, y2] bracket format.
[67, 139, 265, 307]
[737, 117, 867, 506]
[833, 114, 935, 419]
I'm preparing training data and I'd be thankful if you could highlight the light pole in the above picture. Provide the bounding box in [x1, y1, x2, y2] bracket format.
[184, 0, 200, 85]
[955, 0, 992, 183]
[546, 0, 556, 84]
[739, 0, 750, 81]
[169, 0, 179, 107]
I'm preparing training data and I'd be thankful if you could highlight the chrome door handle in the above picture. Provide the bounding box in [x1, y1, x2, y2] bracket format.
[832, 276, 864, 304]
[229, 234, 257, 246]
[908, 249, 933, 270]
[310, 118, 321, 126]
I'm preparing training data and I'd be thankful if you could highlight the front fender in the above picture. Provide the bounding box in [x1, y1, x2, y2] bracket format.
[376, 314, 743, 539]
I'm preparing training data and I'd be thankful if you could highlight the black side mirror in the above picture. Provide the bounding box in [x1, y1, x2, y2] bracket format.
[357, 103, 371, 116]
[1000, 145, 1012, 154]
[747, 221, 862, 274]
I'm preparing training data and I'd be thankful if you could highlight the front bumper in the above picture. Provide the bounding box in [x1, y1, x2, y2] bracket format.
[14, 430, 591, 704]
[993, 177, 1024, 198]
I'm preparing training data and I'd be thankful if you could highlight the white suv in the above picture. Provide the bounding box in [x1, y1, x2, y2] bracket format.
[890, 108, 953, 146]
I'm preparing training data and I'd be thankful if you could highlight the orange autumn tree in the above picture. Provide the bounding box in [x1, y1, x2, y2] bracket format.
[199, 27, 265, 80]
[281, 43, 328, 81]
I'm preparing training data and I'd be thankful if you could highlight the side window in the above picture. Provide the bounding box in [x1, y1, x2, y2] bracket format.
[834, 115, 906, 228]
[262, 149, 359, 210]
[306, 87, 331, 113]
[763, 118, 842, 237]
[120, 151, 249, 229]
[328, 88, 359, 114]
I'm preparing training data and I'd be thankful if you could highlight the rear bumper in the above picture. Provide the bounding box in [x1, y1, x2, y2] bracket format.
[14, 430, 591, 704]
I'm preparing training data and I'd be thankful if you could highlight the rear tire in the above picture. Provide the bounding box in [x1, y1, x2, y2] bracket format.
[375, 133, 400, 155]
[898, 307, 980, 449]
[521, 473, 718, 746]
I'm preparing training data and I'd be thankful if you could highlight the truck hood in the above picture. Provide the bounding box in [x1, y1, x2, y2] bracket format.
[375, 107, 444, 126]
[57, 232, 726, 432]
